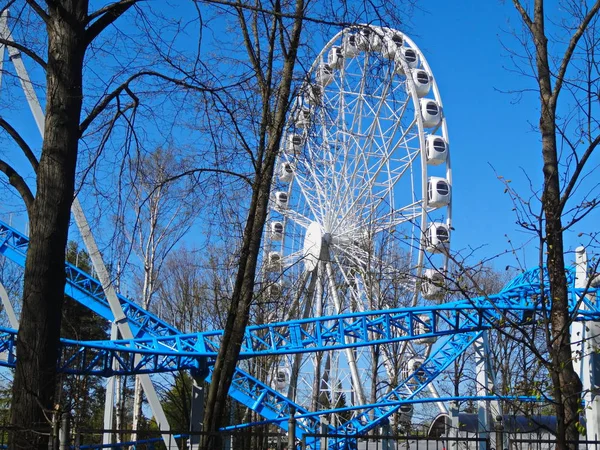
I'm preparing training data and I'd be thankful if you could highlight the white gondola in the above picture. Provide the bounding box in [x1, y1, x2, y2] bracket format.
[275, 367, 291, 391]
[316, 63, 334, 87]
[395, 47, 419, 74]
[271, 221, 284, 241]
[328, 45, 344, 69]
[285, 133, 304, 156]
[426, 222, 450, 254]
[382, 32, 403, 59]
[342, 33, 360, 57]
[403, 357, 426, 381]
[279, 163, 294, 183]
[427, 176, 451, 208]
[356, 27, 382, 51]
[301, 83, 323, 106]
[426, 135, 448, 166]
[420, 99, 442, 128]
[267, 282, 282, 298]
[421, 268, 445, 300]
[293, 105, 312, 128]
[275, 191, 289, 209]
[398, 403, 414, 427]
[414, 314, 436, 344]
[267, 251, 282, 271]
[411, 69, 431, 98]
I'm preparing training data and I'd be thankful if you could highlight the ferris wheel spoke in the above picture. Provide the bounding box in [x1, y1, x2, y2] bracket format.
[324, 257, 367, 405]
[265, 26, 451, 414]
[279, 205, 313, 231]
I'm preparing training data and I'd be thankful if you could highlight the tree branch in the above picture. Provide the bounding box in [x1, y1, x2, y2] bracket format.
[24, 0, 49, 23]
[0, 38, 47, 69]
[552, 0, 600, 104]
[0, 116, 39, 172]
[237, 2, 265, 88]
[559, 134, 600, 213]
[81, 70, 239, 134]
[0, 158, 34, 213]
[84, 0, 139, 47]
[512, 0, 534, 33]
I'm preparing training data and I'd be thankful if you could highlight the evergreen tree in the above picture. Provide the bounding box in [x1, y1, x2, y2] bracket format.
[55, 242, 109, 434]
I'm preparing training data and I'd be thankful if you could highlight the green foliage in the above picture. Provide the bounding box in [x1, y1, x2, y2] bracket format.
[56, 242, 110, 431]
[161, 371, 194, 432]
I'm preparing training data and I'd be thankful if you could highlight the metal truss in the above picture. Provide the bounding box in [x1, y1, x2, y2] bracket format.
[0, 219, 323, 438]
[3, 218, 600, 447]
[0, 279, 596, 375]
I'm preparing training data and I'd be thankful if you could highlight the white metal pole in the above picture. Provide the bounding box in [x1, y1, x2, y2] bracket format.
[474, 334, 489, 450]
[102, 322, 119, 446]
[574, 247, 600, 441]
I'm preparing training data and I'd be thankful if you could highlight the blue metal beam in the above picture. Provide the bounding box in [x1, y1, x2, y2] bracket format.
[0, 283, 591, 375]
[0, 219, 324, 437]
[3, 218, 598, 444]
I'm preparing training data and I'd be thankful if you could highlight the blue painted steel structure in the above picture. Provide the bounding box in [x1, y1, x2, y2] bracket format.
[2, 218, 600, 449]
[0, 220, 322, 440]
[2, 281, 599, 376]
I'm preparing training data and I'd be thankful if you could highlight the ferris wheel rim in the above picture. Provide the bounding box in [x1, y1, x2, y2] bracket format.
[263, 25, 452, 410]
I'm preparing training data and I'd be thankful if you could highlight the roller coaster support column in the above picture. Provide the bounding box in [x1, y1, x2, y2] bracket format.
[189, 361, 209, 450]
[381, 422, 394, 450]
[474, 332, 499, 450]
[102, 322, 119, 446]
[574, 247, 600, 440]
[449, 401, 459, 450]
[289, 406, 296, 449]
[72, 201, 178, 450]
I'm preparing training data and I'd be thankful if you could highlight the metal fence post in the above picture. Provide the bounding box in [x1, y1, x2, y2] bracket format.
[59, 413, 70, 450]
[288, 407, 296, 449]
[320, 417, 329, 450]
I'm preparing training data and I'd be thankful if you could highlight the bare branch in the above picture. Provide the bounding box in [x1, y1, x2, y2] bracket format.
[0, 116, 39, 172]
[237, 2, 265, 87]
[84, 0, 139, 46]
[0, 158, 34, 212]
[24, 0, 48, 23]
[512, 0, 534, 33]
[552, 1, 600, 105]
[559, 134, 600, 213]
[0, 38, 46, 69]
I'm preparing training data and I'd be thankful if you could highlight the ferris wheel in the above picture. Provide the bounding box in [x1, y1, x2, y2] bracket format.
[261, 25, 451, 422]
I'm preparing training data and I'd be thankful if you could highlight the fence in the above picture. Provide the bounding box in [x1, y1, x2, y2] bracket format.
[3, 425, 600, 450]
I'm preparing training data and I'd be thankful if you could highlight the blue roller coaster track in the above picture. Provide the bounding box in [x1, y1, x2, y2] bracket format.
[1, 218, 599, 449]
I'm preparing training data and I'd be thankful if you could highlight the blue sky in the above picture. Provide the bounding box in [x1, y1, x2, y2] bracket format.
[1, 0, 597, 276]
[405, 1, 599, 271]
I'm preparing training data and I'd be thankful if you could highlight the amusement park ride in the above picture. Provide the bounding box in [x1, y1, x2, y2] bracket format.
[0, 16, 600, 450]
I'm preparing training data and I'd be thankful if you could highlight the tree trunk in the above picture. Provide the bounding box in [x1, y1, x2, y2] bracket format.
[200, 1, 305, 444]
[542, 114, 583, 448]
[526, 1, 583, 447]
[9, 2, 86, 449]
[202, 155, 277, 448]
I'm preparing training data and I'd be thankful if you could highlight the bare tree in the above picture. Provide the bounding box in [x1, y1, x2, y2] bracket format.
[197, 1, 306, 443]
[117, 146, 199, 437]
[504, 1, 600, 446]
[0, 2, 208, 448]
[188, 0, 414, 442]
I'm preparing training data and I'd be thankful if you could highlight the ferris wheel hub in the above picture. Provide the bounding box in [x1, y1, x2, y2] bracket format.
[303, 221, 325, 272]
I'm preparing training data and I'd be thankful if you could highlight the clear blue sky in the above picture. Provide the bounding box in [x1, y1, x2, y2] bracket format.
[1, 0, 597, 274]
[405, 1, 599, 271]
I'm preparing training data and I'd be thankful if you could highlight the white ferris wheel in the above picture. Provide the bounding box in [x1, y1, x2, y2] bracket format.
[261, 25, 451, 419]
